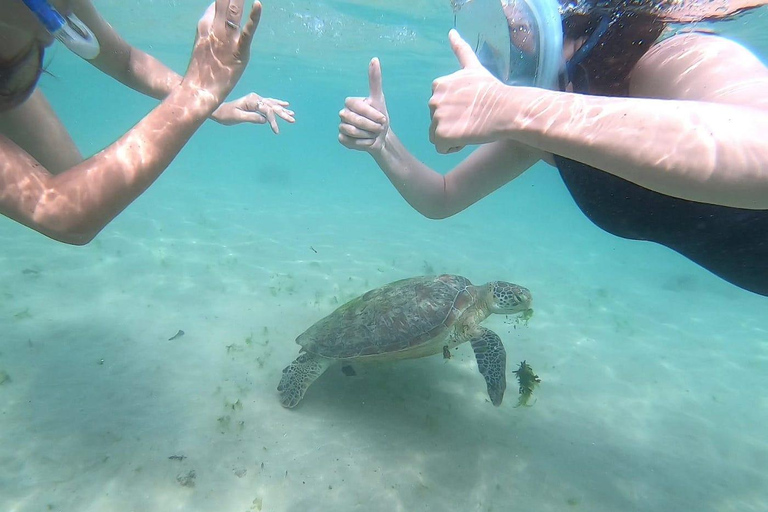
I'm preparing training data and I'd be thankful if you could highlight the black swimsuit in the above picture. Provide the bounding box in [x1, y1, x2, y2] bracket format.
[0, 43, 44, 112]
[555, 155, 768, 295]
[554, 17, 768, 296]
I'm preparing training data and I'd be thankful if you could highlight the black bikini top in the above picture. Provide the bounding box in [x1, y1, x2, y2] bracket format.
[0, 42, 45, 112]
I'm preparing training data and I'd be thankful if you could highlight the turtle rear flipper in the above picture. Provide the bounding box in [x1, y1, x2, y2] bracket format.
[277, 353, 333, 408]
[470, 328, 507, 406]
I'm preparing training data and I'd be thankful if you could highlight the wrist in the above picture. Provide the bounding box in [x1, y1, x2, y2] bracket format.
[209, 104, 225, 123]
[377, 129, 394, 156]
[372, 129, 404, 168]
[495, 85, 551, 140]
[172, 82, 221, 117]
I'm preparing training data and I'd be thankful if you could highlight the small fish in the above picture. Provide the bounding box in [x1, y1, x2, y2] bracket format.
[168, 455, 187, 461]
[310, 246, 318, 254]
[168, 330, 185, 341]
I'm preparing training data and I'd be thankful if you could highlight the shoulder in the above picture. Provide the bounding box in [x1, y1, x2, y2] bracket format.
[70, 0, 95, 10]
[629, 32, 768, 107]
[69, 0, 108, 28]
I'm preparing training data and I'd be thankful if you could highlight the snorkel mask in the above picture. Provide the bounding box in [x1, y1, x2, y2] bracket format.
[21, 0, 100, 60]
[453, 0, 768, 89]
[452, 0, 563, 89]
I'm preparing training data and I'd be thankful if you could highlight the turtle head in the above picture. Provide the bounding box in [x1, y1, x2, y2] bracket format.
[486, 282, 532, 315]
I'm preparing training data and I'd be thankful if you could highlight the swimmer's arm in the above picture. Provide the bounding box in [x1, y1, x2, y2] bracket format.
[498, 34, 768, 209]
[0, 84, 217, 245]
[374, 132, 541, 219]
[72, 0, 184, 99]
[72, 0, 294, 131]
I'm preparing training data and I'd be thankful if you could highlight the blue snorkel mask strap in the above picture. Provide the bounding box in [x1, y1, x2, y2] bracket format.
[21, 0, 100, 60]
[563, 14, 610, 90]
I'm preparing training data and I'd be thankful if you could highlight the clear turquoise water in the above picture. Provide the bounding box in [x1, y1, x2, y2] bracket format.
[1, 2, 767, 511]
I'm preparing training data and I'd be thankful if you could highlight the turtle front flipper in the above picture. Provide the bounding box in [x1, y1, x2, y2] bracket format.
[469, 328, 507, 406]
[277, 352, 333, 408]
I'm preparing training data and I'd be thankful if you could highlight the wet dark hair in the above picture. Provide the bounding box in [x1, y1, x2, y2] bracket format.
[563, 11, 666, 96]
[0, 42, 45, 112]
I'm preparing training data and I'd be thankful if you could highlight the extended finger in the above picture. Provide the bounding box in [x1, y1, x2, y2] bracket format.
[449, 29, 483, 69]
[199, 2, 216, 32]
[263, 98, 290, 108]
[262, 99, 294, 118]
[238, 1, 262, 58]
[213, 0, 230, 37]
[224, 0, 245, 33]
[229, 0, 246, 24]
[368, 58, 385, 104]
[275, 108, 296, 123]
[339, 109, 383, 133]
[264, 109, 280, 134]
[235, 110, 268, 125]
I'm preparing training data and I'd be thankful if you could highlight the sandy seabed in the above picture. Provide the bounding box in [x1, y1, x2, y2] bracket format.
[1, 179, 767, 512]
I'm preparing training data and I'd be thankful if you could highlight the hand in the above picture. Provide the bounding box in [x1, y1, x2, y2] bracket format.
[182, 0, 261, 106]
[211, 93, 296, 133]
[429, 29, 507, 154]
[338, 58, 390, 154]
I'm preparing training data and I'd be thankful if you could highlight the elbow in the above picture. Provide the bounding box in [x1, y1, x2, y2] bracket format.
[44, 225, 98, 246]
[421, 208, 452, 220]
[58, 232, 97, 246]
[416, 176, 462, 220]
[24, 178, 107, 245]
[34, 210, 101, 246]
[416, 198, 460, 220]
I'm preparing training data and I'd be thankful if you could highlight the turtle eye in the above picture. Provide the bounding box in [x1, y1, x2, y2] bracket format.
[490, 282, 531, 312]
[504, 286, 531, 309]
[515, 288, 532, 307]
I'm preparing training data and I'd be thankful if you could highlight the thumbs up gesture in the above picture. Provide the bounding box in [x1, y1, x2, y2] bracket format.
[429, 29, 507, 154]
[338, 58, 391, 154]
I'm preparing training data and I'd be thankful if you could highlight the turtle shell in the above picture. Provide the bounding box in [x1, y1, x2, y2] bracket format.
[297, 274, 477, 359]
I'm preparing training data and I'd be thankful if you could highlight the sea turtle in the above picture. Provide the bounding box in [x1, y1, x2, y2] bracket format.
[277, 274, 533, 408]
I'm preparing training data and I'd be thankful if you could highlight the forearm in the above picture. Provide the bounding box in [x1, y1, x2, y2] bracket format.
[504, 88, 768, 209]
[96, 47, 182, 100]
[372, 130, 450, 219]
[0, 85, 216, 244]
[372, 131, 540, 219]
[72, 0, 182, 100]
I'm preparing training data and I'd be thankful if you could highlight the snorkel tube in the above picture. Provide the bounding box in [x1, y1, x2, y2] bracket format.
[21, 0, 100, 60]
